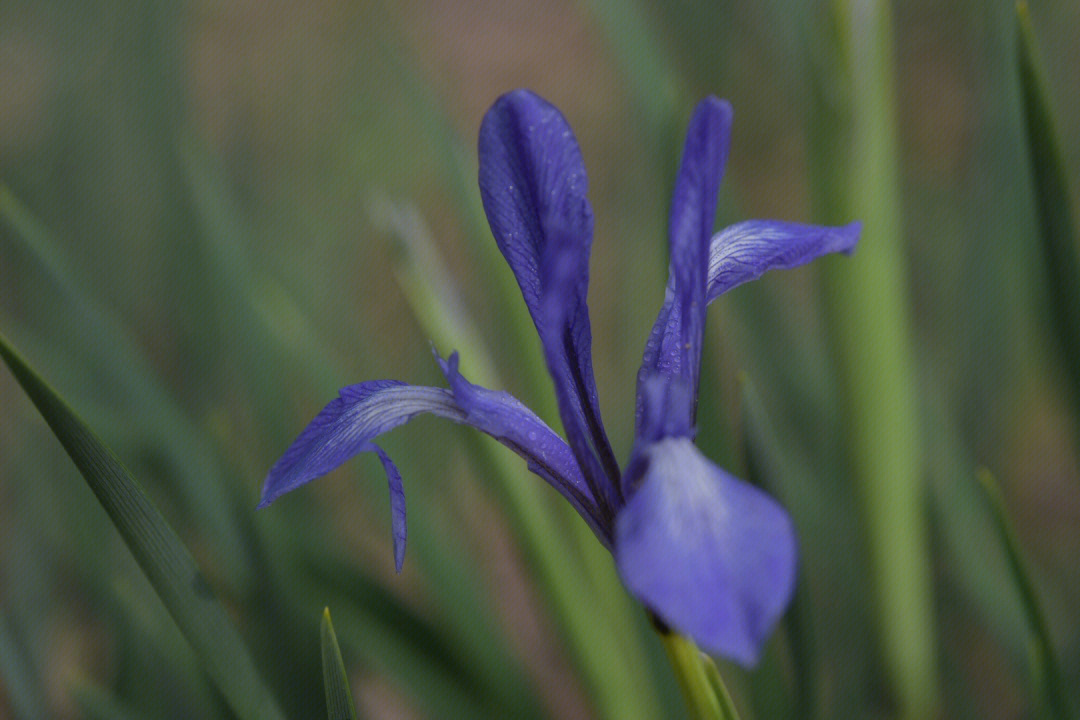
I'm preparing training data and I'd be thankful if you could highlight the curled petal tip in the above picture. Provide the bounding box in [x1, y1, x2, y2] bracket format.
[695, 95, 734, 124]
[839, 221, 862, 254]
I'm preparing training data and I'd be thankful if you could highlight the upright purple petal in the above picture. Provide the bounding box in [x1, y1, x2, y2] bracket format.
[370, 444, 407, 573]
[478, 89, 620, 513]
[634, 375, 695, 447]
[635, 98, 732, 438]
[614, 438, 797, 666]
[707, 220, 861, 302]
[259, 357, 604, 544]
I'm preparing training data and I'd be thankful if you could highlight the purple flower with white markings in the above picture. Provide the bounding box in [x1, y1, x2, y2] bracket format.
[260, 90, 859, 665]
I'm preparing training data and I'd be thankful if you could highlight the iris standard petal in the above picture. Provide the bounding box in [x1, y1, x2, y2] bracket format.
[634, 375, 695, 447]
[635, 98, 732, 437]
[478, 89, 621, 512]
[706, 220, 861, 302]
[614, 438, 797, 666]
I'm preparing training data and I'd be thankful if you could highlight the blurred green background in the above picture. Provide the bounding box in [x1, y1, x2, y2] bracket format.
[1, 1, 1078, 718]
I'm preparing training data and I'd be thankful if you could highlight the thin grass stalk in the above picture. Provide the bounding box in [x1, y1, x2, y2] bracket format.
[815, 1, 937, 716]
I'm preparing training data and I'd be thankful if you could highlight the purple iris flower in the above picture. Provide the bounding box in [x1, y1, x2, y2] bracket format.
[260, 89, 859, 666]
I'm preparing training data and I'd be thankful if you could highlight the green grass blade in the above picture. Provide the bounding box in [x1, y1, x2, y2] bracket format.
[0, 610, 48, 720]
[581, 0, 684, 148]
[1015, 2, 1080, 432]
[0, 185, 251, 584]
[977, 470, 1075, 720]
[659, 631, 739, 720]
[739, 376, 816, 720]
[0, 333, 287, 720]
[701, 656, 741, 720]
[70, 683, 144, 720]
[815, 2, 938, 715]
[321, 609, 360, 720]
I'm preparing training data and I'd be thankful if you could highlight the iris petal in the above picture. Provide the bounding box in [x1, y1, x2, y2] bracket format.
[435, 352, 607, 539]
[260, 381, 462, 507]
[370, 444, 407, 573]
[707, 220, 861, 302]
[259, 355, 602, 542]
[614, 438, 797, 666]
[478, 89, 620, 511]
[635, 98, 732, 439]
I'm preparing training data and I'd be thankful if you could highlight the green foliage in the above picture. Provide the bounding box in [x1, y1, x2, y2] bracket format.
[0, 334, 287, 720]
[660, 631, 741, 720]
[978, 470, 1075, 720]
[1, 2, 1078, 719]
[815, 2, 938, 715]
[1015, 2, 1080, 441]
[321, 609, 361, 720]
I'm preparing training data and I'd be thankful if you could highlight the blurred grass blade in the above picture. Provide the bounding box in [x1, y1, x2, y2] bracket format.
[701, 656, 741, 720]
[0, 611, 48, 720]
[817, 1, 937, 715]
[70, 683, 143, 720]
[1015, 2, 1080, 430]
[659, 632, 738, 720]
[0, 334, 287, 720]
[581, 0, 684, 152]
[977, 470, 1075, 720]
[740, 376, 816, 719]
[0, 185, 250, 583]
[320, 609, 360, 720]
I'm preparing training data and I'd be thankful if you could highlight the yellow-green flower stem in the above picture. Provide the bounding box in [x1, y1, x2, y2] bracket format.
[657, 626, 741, 720]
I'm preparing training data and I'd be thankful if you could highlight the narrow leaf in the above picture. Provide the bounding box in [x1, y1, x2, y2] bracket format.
[0, 333, 287, 720]
[818, 1, 938, 714]
[0, 184, 251, 583]
[658, 630, 739, 720]
[0, 611, 48, 720]
[1015, 2, 1080, 430]
[70, 682, 143, 720]
[739, 375, 815, 720]
[321, 608, 360, 720]
[977, 469, 1075, 720]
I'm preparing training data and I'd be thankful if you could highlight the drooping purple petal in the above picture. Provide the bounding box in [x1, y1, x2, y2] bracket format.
[435, 352, 608, 540]
[635, 98, 732, 438]
[259, 356, 603, 543]
[478, 89, 621, 513]
[707, 220, 861, 302]
[260, 381, 463, 507]
[370, 444, 407, 573]
[614, 438, 797, 666]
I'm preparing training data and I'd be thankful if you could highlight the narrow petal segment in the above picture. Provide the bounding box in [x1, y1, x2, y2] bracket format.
[478, 89, 620, 512]
[614, 438, 797, 666]
[635, 98, 732, 437]
[706, 220, 861, 302]
[370, 444, 407, 573]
